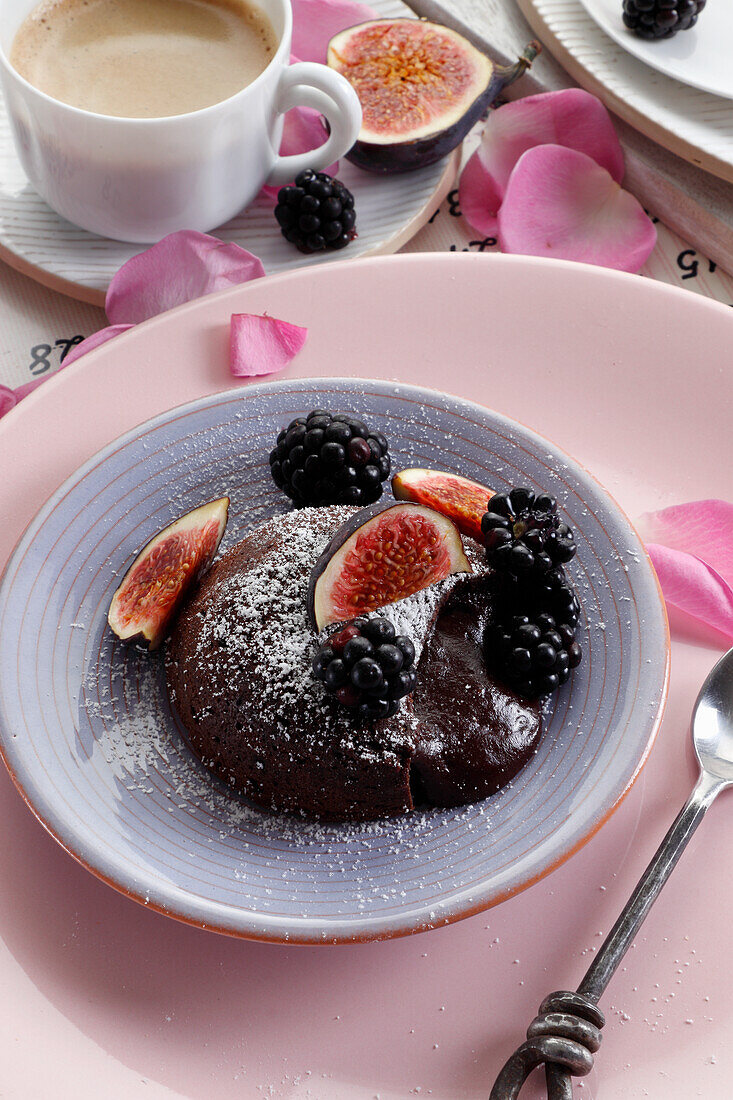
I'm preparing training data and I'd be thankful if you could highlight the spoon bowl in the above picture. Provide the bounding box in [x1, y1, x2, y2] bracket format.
[692, 647, 733, 784]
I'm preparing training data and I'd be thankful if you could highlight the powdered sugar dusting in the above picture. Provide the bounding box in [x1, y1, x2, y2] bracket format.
[193, 506, 351, 733]
[83, 647, 496, 861]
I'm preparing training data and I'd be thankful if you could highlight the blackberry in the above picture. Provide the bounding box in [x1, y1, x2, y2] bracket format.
[483, 567, 583, 698]
[622, 0, 705, 38]
[274, 169, 357, 254]
[480, 487, 576, 578]
[520, 566, 581, 629]
[312, 616, 417, 720]
[484, 608, 582, 699]
[479, 486, 583, 698]
[269, 408, 391, 507]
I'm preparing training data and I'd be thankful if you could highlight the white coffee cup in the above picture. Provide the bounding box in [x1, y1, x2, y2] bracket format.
[0, 0, 362, 242]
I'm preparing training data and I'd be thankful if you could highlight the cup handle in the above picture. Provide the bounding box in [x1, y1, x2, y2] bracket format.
[266, 62, 362, 187]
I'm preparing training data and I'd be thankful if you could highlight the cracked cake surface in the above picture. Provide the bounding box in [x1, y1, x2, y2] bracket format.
[166, 505, 541, 820]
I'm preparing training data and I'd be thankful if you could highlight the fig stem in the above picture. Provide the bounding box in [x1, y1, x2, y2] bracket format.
[493, 40, 541, 89]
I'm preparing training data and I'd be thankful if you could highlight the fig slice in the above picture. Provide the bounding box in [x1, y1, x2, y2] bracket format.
[108, 497, 229, 650]
[307, 502, 471, 630]
[327, 19, 538, 173]
[392, 469, 493, 543]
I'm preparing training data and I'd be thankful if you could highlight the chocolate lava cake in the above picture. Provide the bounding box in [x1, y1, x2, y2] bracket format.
[165, 505, 541, 821]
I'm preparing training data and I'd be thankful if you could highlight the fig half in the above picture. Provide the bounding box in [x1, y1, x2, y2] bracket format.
[307, 502, 471, 630]
[108, 497, 229, 650]
[392, 468, 493, 543]
[327, 19, 539, 173]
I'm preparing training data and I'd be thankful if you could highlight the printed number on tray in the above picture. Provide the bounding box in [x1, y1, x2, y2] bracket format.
[677, 250, 717, 281]
[29, 335, 85, 377]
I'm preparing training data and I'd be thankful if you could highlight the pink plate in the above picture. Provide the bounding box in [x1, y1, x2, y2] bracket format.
[0, 253, 731, 1098]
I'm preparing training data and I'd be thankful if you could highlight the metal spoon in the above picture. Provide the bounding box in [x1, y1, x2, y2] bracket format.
[490, 645, 733, 1100]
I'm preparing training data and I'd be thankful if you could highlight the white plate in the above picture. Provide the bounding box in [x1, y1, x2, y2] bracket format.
[0, 0, 456, 306]
[516, 0, 733, 184]
[579, 0, 733, 100]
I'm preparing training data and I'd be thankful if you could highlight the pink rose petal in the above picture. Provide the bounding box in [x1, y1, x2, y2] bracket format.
[638, 500, 733, 640]
[0, 384, 18, 419]
[230, 313, 308, 377]
[498, 145, 656, 273]
[106, 231, 265, 324]
[291, 0, 378, 62]
[1, 375, 61, 418]
[459, 89, 625, 236]
[646, 542, 733, 642]
[62, 324, 135, 366]
[13, 376, 47, 402]
[458, 151, 501, 237]
[12, 377, 46, 401]
[639, 500, 733, 582]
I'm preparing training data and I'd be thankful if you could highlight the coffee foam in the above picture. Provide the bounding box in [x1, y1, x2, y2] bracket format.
[10, 0, 278, 118]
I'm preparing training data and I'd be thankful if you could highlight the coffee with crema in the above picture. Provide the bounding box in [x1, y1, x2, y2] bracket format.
[10, 0, 278, 118]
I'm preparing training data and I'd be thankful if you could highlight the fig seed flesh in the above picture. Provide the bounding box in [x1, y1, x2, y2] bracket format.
[307, 502, 471, 630]
[392, 468, 493, 543]
[108, 497, 229, 650]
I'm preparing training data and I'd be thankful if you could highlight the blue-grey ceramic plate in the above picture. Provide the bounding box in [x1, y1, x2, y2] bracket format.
[0, 378, 669, 942]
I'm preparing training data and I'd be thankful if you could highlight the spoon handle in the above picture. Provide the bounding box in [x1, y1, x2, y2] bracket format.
[490, 768, 727, 1100]
[578, 767, 724, 1002]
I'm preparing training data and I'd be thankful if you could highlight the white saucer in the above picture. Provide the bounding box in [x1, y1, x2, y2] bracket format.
[579, 0, 733, 100]
[0, 0, 457, 306]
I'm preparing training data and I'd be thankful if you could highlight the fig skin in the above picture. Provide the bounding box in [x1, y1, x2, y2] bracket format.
[392, 468, 493, 543]
[307, 501, 472, 630]
[108, 497, 229, 650]
[327, 21, 539, 174]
